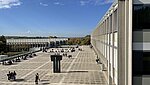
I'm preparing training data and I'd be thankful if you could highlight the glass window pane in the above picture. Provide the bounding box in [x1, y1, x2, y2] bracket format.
[133, 4, 150, 30]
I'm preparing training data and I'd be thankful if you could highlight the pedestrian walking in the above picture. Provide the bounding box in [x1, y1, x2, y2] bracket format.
[10, 72, 14, 80]
[35, 73, 40, 84]
[7, 71, 11, 80]
[96, 58, 100, 64]
[13, 71, 17, 80]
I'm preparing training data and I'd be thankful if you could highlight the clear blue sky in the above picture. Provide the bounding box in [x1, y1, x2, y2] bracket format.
[0, 0, 113, 37]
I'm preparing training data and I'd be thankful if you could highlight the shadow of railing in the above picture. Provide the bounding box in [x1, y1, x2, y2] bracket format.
[61, 70, 88, 73]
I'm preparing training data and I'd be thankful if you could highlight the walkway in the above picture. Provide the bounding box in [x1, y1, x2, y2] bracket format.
[0, 46, 107, 85]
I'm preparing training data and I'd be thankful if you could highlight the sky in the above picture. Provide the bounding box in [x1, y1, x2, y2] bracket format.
[0, 0, 113, 37]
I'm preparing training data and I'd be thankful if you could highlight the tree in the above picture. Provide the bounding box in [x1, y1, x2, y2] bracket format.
[67, 35, 91, 45]
[0, 35, 7, 53]
[80, 35, 91, 45]
[49, 36, 57, 38]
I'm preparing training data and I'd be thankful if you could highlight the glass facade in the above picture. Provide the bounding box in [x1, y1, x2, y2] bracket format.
[133, 4, 150, 85]
[133, 4, 150, 76]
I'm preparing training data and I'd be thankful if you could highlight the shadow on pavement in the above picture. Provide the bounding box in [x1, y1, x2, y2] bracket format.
[61, 70, 88, 73]
[40, 80, 49, 82]
[42, 82, 50, 85]
[68, 71, 88, 73]
[15, 79, 25, 82]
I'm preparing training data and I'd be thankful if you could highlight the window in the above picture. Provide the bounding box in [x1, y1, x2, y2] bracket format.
[143, 52, 150, 75]
[132, 51, 143, 76]
[133, 51, 150, 75]
[133, 4, 150, 30]
[113, 9, 118, 32]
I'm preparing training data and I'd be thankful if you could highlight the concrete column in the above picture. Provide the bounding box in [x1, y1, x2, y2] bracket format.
[118, 0, 132, 85]
[112, 10, 115, 84]
[118, 1, 126, 84]
[128, 0, 132, 85]
[108, 15, 111, 85]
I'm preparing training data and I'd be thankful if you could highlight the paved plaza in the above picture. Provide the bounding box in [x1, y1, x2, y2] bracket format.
[0, 46, 107, 85]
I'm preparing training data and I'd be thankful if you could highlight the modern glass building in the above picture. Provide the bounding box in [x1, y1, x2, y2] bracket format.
[91, 0, 150, 85]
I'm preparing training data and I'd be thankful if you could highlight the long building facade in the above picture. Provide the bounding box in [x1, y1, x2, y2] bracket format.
[91, 0, 150, 85]
[7, 38, 68, 51]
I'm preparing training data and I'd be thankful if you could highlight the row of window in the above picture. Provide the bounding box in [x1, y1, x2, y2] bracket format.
[92, 9, 118, 37]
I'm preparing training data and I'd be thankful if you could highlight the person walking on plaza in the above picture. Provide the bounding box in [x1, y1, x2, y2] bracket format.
[13, 71, 17, 80]
[35, 73, 40, 84]
[7, 71, 11, 80]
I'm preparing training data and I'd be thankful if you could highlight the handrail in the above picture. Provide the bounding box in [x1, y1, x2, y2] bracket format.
[0, 50, 40, 62]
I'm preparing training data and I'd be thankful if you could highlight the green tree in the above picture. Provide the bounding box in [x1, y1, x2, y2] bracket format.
[80, 35, 90, 45]
[67, 35, 91, 45]
[0, 35, 7, 53]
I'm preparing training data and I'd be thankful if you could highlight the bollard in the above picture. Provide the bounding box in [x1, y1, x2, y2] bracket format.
[50, 55, 62, 73]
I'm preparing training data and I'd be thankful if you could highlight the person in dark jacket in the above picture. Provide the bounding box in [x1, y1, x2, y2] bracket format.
[7, 71, 11, 80]
[35, 73, 40, 84]
[13, 71, 16, 80]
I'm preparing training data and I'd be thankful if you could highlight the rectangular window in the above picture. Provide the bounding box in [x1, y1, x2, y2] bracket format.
[113, 9, 118, 32]
[143, 52, 150, 75]
[132, 51, 143, 76]
[133, 4, 150, 30]
[133, 51, 150, 75]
